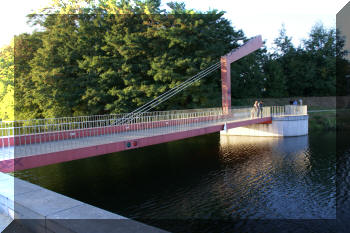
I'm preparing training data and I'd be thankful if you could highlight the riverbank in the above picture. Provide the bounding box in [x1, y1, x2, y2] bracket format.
[308, 110, 336, 131]
[337, 109, 350, 131]
[232, 96, 350, 110]
[232, 96, 338, 109]
[308, 109, 350, 132]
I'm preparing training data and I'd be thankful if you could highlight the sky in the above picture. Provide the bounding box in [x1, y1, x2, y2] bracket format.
[0, 0, 349, 49]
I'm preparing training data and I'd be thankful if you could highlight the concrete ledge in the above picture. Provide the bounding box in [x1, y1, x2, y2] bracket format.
[0, 214, 12, 232]
[0, 172, 14, 219]
[0, 172, 168, 233]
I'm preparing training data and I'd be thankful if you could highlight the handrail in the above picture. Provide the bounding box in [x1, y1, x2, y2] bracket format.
[0, 106, 307, 139]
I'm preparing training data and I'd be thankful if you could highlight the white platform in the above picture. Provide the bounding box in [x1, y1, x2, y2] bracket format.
[221, 115, 308, 137]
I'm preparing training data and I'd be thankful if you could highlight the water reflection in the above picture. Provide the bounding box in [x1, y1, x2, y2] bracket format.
[218, 135, 333, 219]
[220, 135, 308, 155]
[14, 132, 336, 224]
[219, 135, 310, 179]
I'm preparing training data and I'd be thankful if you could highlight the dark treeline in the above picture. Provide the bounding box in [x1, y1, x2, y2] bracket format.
[10, 0, 347, 119]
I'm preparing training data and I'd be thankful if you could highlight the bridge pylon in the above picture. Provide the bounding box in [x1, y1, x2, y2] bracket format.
[220, 35, 263, 114]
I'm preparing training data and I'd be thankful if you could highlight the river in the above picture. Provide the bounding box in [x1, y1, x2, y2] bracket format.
[14, 129, 345, 232]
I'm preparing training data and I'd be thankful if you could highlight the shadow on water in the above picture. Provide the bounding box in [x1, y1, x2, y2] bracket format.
[13, 130, 338, 232]
[337, 130, 350, 233]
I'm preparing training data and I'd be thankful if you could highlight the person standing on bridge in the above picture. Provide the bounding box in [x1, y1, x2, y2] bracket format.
[258, 101, 264, 118]
[251, 100, 258, 118]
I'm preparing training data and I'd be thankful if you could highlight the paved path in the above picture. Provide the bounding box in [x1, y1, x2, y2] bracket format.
[0, 214, 12, 232]
[308, 109, 336, 113]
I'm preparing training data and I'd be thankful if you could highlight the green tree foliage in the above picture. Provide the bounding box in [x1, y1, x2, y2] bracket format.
[102, 13, 239, 112]
[28, 14, 110, 117]
[23, 1, 241, 117]
[230, 46, 267, 99]
[263, 57, 287, 97]
[273, 24, 295, 56]
[336, 30, 349, 96]
[271, 23, 338, 97]
[14, 33, 43, 120]
[10, 1, 342, 119]
[0, 42, 14, 121]
[302, 23, 337, 95]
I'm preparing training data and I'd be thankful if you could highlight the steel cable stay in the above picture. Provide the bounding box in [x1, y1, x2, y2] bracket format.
[114, 62, 221, 125]
[130, 63, 220, 114]
[127, 62, 219, 115]
[112, 61, 221, 125]
[112, 36, 259, 126]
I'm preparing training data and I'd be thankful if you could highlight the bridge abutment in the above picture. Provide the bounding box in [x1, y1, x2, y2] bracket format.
[220, 115, 308, 137]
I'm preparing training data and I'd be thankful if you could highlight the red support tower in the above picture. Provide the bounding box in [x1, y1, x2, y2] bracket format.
[221, 35, 263, 114]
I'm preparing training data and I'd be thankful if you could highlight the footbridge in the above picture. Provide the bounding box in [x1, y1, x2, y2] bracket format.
[0, 36, 307, 172]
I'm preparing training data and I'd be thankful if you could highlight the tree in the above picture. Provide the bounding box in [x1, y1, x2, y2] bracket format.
[270, 23, 337, 97]
[336, 29, 350, 96]
[100, 12, 240, 112]
[273, 24, 295, 57]
[263, 57, 287, 97]
[21, 0, 243, 117]
[301, 23, 336, 96]
[13, 0, 340, 120]
[14, 33, 43, 120]
[230, 45, 268, 99]
[270, 25, 298, 96]
[0, 42, 14, 121]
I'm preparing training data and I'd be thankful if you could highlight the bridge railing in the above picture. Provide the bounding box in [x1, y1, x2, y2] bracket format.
[0, 107, 222, 137]
[0, 105, 307, 148]
[271, 105, 307, 116]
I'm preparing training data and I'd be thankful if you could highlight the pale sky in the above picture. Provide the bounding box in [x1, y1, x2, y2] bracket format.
[0, 0, 349, 49]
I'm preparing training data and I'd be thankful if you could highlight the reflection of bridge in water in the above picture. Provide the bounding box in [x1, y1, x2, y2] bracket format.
[219, 133, 310, 174]
[220, 134, 309, 155]
[217, 134, 320, 219]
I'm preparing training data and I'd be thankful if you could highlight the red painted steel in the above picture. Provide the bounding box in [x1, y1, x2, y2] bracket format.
[221, 57, 231, 114]
[259, 120, 272, 124]
[220, 36, 263, 112]
[0, 117, 271, 172]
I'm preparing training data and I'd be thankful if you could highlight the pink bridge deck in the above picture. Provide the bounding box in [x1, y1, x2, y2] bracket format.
[1, 115, 228, 147]
[0, 117, 271, 173]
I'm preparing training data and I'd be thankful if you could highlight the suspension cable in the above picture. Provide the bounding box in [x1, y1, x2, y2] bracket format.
[113, 61, 220, 125]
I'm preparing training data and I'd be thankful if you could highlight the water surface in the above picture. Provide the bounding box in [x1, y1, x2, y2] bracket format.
[14, 131, 339, 232]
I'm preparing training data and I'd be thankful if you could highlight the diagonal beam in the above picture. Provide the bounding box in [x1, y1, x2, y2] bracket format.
[221, 35, 263, 113]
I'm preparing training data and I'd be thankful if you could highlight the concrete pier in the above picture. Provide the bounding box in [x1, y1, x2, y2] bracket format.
[0, 172, 168, 233]
[221, 115, 308, 137]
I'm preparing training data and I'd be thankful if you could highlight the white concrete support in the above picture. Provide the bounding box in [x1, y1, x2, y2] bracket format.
[220, 115, 308, 137]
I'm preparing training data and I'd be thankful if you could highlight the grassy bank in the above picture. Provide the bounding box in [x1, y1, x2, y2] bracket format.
[308, 110, 336, 131]
[308, 109, 350, 132]
[336, 109, 350, 131]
